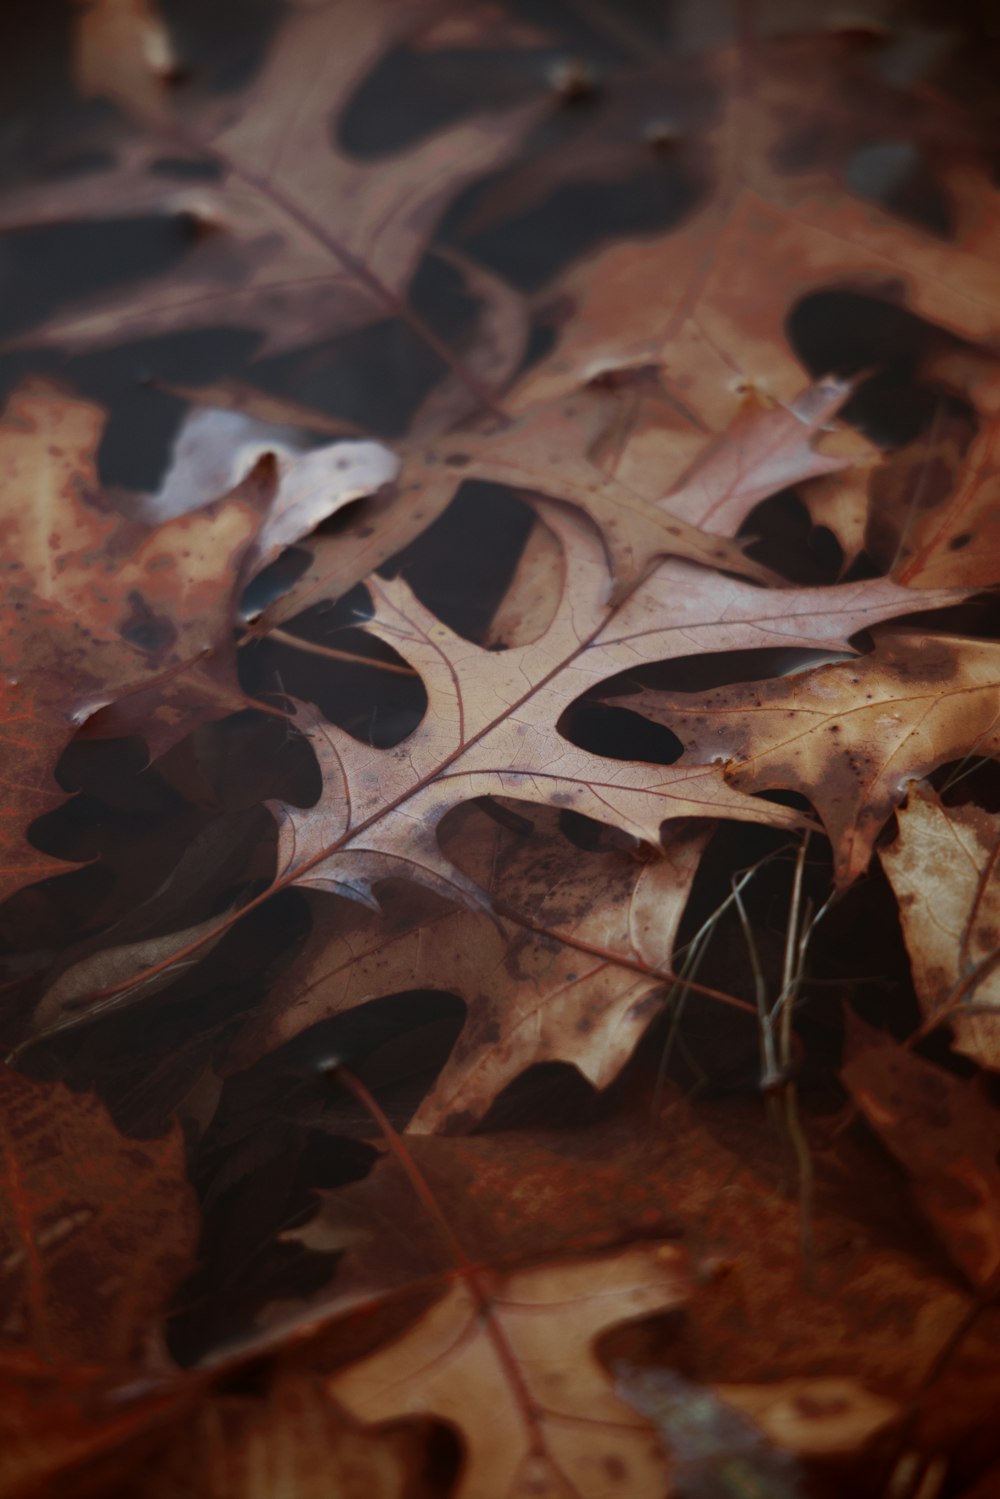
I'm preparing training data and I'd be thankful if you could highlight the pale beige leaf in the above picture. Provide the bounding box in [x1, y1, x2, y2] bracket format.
[327, 1243, 688, 1499]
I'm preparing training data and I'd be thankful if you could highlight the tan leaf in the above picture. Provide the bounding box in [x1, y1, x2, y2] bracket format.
[326, 1242, 688, 1499]
[621, 631, 990, 886]
[880, 782, 1000, 1067]
[272, 503, 957, 909]
[715, 1378, 899, 1457]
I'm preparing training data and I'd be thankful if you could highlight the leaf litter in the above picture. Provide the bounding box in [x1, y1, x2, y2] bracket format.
[4, 2, 1000, 1497]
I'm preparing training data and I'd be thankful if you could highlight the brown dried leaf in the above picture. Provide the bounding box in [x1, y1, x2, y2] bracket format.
[0, 1069, 197, 1367]
[0, 382, 271, 899]
[842, 1020, 1000, 1288]
[272, 504, 954, 910]
[513, 39, 1000, 419]
[326, 1242, 687, 1499]
[0, 1069, 198, 1496]
[0, 380, 400, 897]
[227, 804, 710, 1132]
[621, 631, 988, 886]
[74, 0, 177, 123]
[880, 783, 1000, 1068]
[892, 367, 1000, 590]
[12, 0, 538, 370]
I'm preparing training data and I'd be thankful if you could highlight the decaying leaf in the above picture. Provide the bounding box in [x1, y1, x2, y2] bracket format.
[6, 4, 1000, 1494]
[880, 782, 1000, 1067]
[842, 1019, 1000, 1288]
[889, 357, 1000, 590]
[512, 37, 1000, 420]
[0, 378, 401, 896]
[0, 1068, 196, 1366]
[620, 631, 993, 886]
[227, 804, 710, 1132]
[0, 382, 269, 900]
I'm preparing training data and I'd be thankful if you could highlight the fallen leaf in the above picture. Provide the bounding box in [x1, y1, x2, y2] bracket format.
[272, 503, 955, 910]
[714, 1377, 899, 1457]
[891, 363, 1000, 590]
[511, 38, 1000, 419]
[880, 782, 1000, 1067]
[0, 382, 274, 899]
[327, 1242, 688, 1499]
[226, 803, 710, 1132]
[9, 0, 538, 390]
[74, 0, 177, 123]
[842, 1019, 1000, 1287]
[620, 630, 991, 886]
[0, 1069, 198, 1495]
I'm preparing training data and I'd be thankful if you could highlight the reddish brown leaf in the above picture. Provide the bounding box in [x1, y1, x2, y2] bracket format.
[842, 1020, 1000, 1288]
[9, 0, 538, 386]
[0, 1069, 198, 1495]
[227, 804, 711, 1131]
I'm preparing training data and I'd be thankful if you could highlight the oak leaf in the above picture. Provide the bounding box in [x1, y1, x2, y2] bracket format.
[512, 38, 1000, 423]
[227, 803, 710, 1132]
[619, 631, 991, 886]
[889, 360, 1000, 591]
[880, 782, 1000, 1069]
[256, 371, 851, 634]
[272, 503, 955, 910]
[0, 381, 396, 899]
[326, 1242, 688, 1499]
[6, 0, 538, 378]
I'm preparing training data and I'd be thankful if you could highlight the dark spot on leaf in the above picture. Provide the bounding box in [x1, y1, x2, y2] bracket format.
[118, 591, 177, 658]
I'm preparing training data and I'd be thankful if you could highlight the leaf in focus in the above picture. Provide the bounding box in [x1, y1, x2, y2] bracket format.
[620, 631, 993, 886]
[272, 503, 960, 911]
